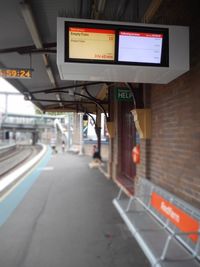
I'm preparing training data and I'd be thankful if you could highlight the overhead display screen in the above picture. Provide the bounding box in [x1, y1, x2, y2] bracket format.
[65, 21, 168, 66]
[68, 27, 115, 61]
[58, 18, 188, 83]
[118, 31, 164, 64]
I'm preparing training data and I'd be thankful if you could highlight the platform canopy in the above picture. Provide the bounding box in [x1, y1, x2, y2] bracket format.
[0, 0, 168, 113]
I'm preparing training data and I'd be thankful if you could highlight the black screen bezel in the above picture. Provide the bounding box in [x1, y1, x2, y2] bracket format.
[65, 21, 169, 67]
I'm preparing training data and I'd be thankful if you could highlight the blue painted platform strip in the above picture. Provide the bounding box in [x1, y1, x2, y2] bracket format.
[0, 147, 51, 227]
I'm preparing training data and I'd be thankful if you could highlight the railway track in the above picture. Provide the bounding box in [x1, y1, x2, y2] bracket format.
[0, 145, 42, 178]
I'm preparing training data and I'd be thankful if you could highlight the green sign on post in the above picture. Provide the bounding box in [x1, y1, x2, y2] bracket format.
[116, 88, 132, 101]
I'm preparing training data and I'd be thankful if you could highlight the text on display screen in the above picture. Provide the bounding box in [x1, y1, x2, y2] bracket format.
[68, 27, 115, 61]
[118, 32, 163, 64]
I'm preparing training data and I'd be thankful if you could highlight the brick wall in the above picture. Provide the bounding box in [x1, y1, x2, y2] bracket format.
[137, 0, 200, 208]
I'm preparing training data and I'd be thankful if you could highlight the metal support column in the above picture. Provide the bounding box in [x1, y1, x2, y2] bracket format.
[79, 113, 83, 155]
[96, 109, 102, 160]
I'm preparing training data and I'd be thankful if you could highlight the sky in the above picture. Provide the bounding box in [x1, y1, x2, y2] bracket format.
[0, 78, 35, 115]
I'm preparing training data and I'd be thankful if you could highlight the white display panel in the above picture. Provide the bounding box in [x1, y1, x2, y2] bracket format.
[118, 31, 163, 64]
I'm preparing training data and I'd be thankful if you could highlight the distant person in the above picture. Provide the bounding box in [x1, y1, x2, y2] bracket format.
[92, 145, 101, 160]
[62, 140, 65, 153]
[50, 138, 57, 153]
[89, 145, 103, 168]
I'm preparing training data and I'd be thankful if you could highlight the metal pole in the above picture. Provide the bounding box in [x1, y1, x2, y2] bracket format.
[96, 109, 102, 160]
[67, 113, 70, 150]
[5, 94, 8, 116]
[79, 113, 83, 155]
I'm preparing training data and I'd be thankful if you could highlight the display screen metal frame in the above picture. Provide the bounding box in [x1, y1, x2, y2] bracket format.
[65, 21, 169, 67]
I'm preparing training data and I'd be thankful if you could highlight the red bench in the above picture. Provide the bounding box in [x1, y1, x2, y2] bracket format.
[113, 178, 200, 267]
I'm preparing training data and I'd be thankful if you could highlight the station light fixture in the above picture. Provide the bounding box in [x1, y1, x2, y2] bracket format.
[46, 66, 56, 85]
[20, 1, 42, 49]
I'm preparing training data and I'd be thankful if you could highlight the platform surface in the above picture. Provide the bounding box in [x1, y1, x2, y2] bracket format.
[0, 151, 150, 267]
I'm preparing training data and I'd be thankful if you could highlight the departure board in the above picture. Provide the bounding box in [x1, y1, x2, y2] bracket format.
[68, 27, 115, 61]
[118, 31, 163, 64]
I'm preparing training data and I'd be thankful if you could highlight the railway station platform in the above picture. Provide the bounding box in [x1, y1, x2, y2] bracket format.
[0, 149, 150, 267]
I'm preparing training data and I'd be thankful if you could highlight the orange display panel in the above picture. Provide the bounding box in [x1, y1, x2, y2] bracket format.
[151, 192, 199, 242]
[0, 69, 32, 79]
[68, 27, 115, 61]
